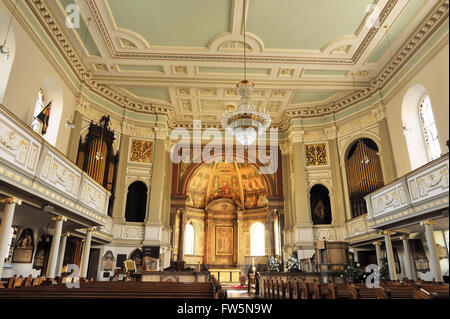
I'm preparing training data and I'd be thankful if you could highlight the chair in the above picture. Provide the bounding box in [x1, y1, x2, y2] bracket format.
[13, 276, 24, 288]
[7, 275, 17, 289]
[24, 275, 33, 287]
[124, 259, 137, 281]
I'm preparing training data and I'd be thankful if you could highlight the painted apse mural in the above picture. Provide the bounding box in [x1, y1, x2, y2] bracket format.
[170, 149, 283, 269]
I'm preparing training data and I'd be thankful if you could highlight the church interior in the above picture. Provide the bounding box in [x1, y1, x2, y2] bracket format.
[0, 0, 449, 301]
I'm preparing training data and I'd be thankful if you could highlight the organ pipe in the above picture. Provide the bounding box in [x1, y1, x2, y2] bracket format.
[345, 140, 384, 217]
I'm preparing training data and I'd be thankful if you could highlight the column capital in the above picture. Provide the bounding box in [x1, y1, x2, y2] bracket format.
[154, 126, 169, 140]
[52, 215, 67, 222]
[400, 234, 410, 240]
[280, 142, 293, 155]
[421, 219, 435, 226]
[373, 241, 382, 246]
[324, 126, 337, 140]
[62, 233, 70, 238]
[84, 227, 97, 233]
[0, 197, 22, 205]
[288, 130, 304, 144]
[383, 230, 394, 236]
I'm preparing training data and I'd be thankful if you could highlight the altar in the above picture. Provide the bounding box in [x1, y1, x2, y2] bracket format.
[209, 269, 241, 284]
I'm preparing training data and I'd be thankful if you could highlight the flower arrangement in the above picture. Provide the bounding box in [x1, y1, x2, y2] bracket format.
[286, 255, 300, 272]
[380, 257, 390, 281]
[266, 256, 280, 272]
[341, 260, 365, 283]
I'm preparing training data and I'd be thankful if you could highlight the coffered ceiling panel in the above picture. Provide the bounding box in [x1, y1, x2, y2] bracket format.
[368, 0, 427, 63]
[106, 0, 232, 48]
[247, 0, 374, 51]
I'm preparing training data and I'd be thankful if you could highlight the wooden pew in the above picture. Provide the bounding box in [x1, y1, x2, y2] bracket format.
[416, 284, 449, 299]
[0, 281, 217, 299]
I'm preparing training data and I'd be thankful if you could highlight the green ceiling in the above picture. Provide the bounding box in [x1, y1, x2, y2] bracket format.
[59, 0, 100, 56]
[302, 69, 348, 77]
[291, 91, 337, 104]
[107, 0, 231, 47]
[121, 86, 171, 103]
[368, 0, 427, 63]
[198, 67, 270, 76]
[247, 0, 373, 50]
[118, 64, 164, 73]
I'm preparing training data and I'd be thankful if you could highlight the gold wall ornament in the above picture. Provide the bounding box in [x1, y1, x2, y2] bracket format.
[0, 197, 22, 205]
[305, 144, 328, 166]
[129, 139, 153, 163]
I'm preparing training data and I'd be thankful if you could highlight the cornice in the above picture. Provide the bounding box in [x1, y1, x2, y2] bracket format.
[86, 0, 396, 65]
[15, 0, 449, 131]
[23, 0, 177, 127]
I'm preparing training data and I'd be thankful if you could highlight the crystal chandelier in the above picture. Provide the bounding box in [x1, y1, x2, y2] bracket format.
[221, 0, 271, 147]
[0, 0, 18, 61]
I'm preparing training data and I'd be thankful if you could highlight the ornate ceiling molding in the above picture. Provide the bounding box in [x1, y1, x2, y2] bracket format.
[280, 0, 449, 130]
[24, 0, 177, 127]
[20, 0, 449, 131]
[85, 0, 397, 65]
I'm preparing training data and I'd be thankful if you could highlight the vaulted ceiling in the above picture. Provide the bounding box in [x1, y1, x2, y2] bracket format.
[43, 0, 440, 125]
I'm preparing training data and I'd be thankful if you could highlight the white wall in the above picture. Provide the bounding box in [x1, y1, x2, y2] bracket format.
[0, 10, 15, 103]
[386, 43, 449, 177]
[0, 3, 77, 155]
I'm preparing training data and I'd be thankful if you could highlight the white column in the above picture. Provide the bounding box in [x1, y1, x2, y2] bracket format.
[0, 197, 22, 279]
[46, 216, 66, 279]
[353, 248, 360, 263]
[55, 234, 69, 277]
[146, 127, 168, 226]
[383, 231, 397, 281]
[422, 220, 443, 282]
[373, 242, 382, 267]
[80, 227, 95, 279]
[401, 235, 414, 280]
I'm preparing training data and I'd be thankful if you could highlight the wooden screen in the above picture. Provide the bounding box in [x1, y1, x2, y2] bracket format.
[346, 139, 384, 218]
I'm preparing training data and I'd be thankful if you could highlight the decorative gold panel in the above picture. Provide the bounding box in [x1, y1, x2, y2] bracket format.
[305, 144, 328, 166]
[130, 139, 153, 163]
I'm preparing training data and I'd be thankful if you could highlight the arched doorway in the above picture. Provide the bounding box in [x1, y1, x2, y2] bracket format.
[309, 184, 332, 225]
[125, 181, 148, 222]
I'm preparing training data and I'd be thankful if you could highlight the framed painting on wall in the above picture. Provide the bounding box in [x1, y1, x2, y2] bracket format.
[216, 226, 233, 256]
[12, 228, 34, 263]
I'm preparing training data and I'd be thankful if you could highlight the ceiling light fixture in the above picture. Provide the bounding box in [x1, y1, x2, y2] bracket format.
[0, 0, 18, 61]
[221, 0, 271, 147]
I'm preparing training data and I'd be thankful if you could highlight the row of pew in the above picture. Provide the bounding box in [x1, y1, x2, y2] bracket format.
[0, 274, 48, 288]
[0, 275, 222, 299]
[259, 277, 449, 299]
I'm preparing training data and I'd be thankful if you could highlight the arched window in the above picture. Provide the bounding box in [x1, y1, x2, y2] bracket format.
[309, 184, 332, 225]
[184, 223, 194, 255]
[31, 89, 46, 134]
[419, 95, 441, 161]
[250, 223, 265, 256]
[125, 181, 147, 222]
